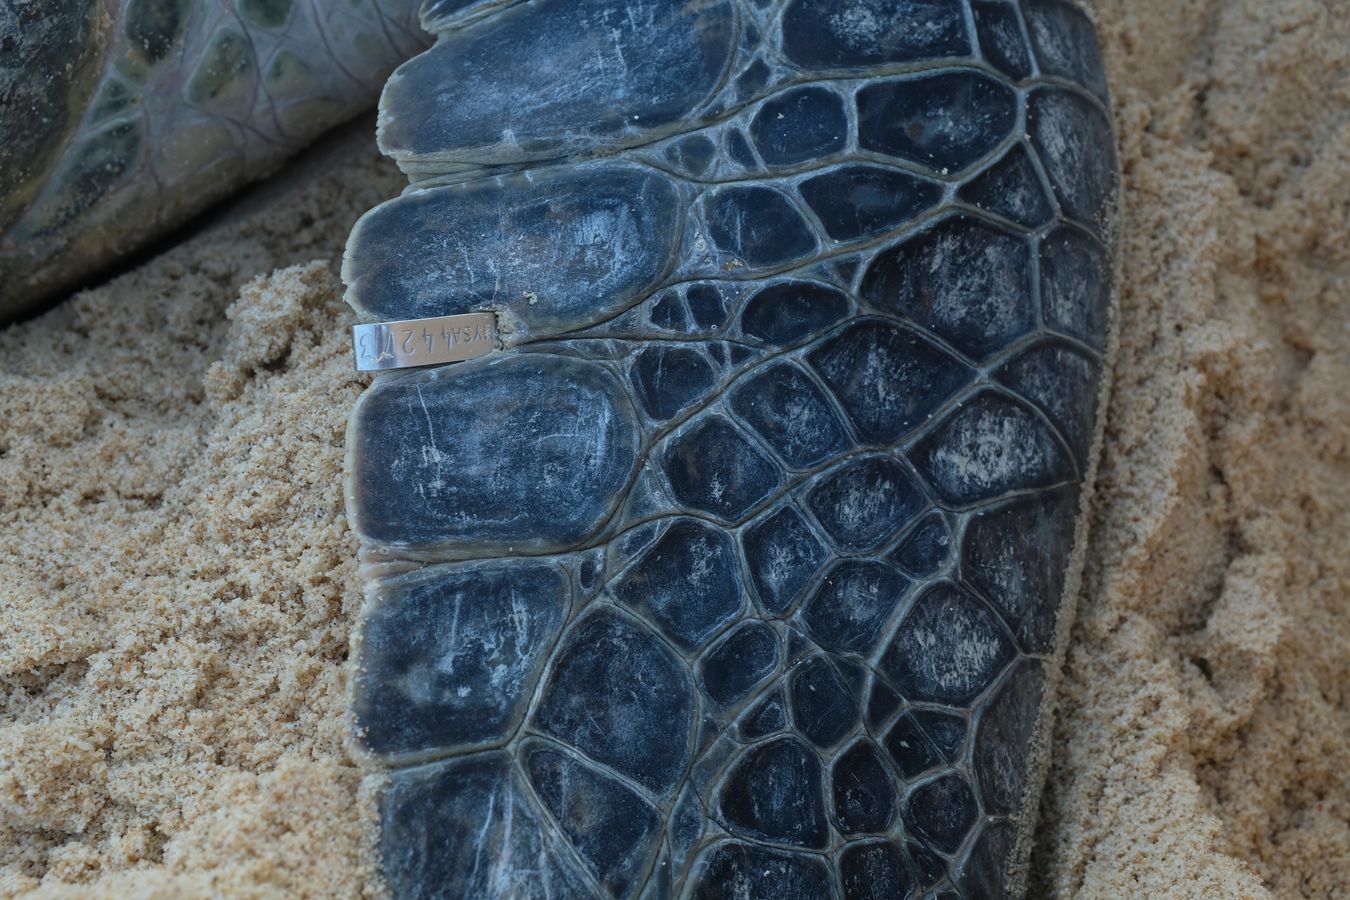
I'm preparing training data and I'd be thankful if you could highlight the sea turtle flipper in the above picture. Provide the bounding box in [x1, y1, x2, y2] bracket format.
[343, 1, 1118, 897]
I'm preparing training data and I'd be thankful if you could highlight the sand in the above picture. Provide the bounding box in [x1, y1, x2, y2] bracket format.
[0, 1, 1346, 896]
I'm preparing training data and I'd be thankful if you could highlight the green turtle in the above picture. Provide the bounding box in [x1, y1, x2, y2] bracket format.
[0, 0, 426, 318]
[340, 0, 1118, 897]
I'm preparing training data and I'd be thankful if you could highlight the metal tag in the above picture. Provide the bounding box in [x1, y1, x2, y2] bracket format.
[352, 312, 497, 371]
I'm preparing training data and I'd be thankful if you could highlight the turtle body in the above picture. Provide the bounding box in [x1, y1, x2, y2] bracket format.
[342, 0, 1117, 897]
[0, 0, 426, 318]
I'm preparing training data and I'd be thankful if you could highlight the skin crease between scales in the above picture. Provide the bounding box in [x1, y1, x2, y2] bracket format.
[0, 0, 428, 319]
[333, 0, 1120, 897]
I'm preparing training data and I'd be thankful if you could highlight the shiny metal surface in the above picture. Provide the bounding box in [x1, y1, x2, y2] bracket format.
[352, 312, 497, 371]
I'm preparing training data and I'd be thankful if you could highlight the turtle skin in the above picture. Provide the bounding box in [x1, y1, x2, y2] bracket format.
[342, 0, 1117, 897]
[0, 0, 426, 319]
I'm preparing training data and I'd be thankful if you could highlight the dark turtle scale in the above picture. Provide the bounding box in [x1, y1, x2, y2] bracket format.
[860, 214, 1039, 360]
[839, 840, 914, 900]
[856, 73, 1017, 175]
[971, 1, 1035, 81]
[799, 559, 912, 655]
[958, 143, 1058, 229]
[891, 512, 955, 576]
[344, 0, 1116, 896]
[1022, 0, 1111, 102]
[699, 621, 781, 707]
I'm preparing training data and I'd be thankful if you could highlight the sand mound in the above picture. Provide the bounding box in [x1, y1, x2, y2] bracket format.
[1034, 1, 1349, 896]
[0, 130, 403, 897]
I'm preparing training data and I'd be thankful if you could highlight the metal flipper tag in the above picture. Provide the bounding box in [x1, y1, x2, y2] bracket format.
[352, 312, 497, 371]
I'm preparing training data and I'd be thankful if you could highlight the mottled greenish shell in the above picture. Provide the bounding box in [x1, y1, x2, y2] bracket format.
[0, 0, 426, 319]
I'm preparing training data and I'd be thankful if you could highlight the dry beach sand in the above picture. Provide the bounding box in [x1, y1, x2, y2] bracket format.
[1, 0, 1346, 896]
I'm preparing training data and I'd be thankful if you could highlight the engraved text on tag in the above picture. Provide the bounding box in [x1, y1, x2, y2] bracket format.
[352, 312, 497, 371]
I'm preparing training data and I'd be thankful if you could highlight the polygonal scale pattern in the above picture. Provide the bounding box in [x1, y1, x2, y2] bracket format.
[343, 1, 1116, 897]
